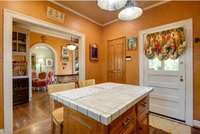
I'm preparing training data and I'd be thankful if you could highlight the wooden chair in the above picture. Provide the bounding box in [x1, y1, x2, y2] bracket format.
[48, 82, 75, 134]
[78, 79, 95, 88]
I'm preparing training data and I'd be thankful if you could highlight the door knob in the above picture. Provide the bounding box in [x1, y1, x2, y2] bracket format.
[180, 61, 184, 64]
[180, 75, 184, 82]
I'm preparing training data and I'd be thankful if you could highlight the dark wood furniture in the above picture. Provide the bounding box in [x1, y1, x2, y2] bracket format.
[13, 78, 29, 106]
[63, 96, 149, 134]
[55, 74, 78, 83]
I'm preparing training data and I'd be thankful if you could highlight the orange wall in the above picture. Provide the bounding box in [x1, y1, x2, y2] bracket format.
[103, 1, 200, 121]
[0, 1, 104, 128]
[30, 32, 73, 75]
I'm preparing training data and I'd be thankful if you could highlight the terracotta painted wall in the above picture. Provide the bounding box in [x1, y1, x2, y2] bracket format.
[30, 32, 73, 75]
[102, 1, 200, 121]
[0, 1, 104, 128]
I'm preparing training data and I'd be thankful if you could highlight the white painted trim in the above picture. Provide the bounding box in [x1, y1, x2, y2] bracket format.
[14, 23, 72, 40]
[139, 19, 193, 126]
[103, 1, 170, 26]
[3, 9, 86, 134]
[49, 0, 103, 27]
[142, 1, 170, 11]
[3, 10, 13, 134]
[49, 0, 170, 27]
[0, 129, 4, 134]
[193, 120, 200, 128]
[102, 19, 118, 27]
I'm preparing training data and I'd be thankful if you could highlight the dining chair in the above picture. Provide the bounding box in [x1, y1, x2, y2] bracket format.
[48, 82, 76, 134]
[78, 79, 95, 88]
[37, 72, 48, 91]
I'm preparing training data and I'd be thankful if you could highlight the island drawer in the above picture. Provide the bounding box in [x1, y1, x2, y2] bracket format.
[109, 106, 136, 134]
[136, 97, 149, 116]
[137, 113, 149, 134]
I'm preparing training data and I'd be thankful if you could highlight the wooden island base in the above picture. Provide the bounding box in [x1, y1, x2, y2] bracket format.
[64, 96, 149, 134]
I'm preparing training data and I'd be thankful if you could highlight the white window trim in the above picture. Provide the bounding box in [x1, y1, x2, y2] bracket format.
[3, 9, 86, 134]
[139, 19, 193, 126]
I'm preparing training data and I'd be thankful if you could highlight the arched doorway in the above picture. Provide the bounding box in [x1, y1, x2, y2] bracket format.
[29, 43, 57, 98]
[30, 43, 57, 73]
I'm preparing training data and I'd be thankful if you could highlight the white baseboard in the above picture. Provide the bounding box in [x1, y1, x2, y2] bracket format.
[0, 129, 4, 134]
[193, 120, 200, 128]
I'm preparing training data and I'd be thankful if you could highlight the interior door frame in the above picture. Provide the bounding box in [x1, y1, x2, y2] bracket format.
[139, 19, 193, 126]
[3, 9, 86, 134]
[107, 36, 126, 83]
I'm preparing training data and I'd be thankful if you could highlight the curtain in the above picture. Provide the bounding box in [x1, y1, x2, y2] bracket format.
[144, 27, 186, 60]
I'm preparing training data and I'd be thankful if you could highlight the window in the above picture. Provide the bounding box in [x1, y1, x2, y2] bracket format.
[164, 59, 179, 71]
[148, 58, 179, 71]
[148, 58, 162, 70]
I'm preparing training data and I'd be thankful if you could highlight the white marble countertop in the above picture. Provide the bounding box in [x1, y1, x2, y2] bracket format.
[50, 82, 153, 125]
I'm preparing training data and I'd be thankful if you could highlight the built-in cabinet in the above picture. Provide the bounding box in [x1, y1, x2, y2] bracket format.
[12, 27, 29, 106]
[13, 78, 29, 105]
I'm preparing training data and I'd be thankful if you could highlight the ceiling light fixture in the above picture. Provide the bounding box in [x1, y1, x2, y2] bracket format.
[118, 1, 143, 21]
[66, 37, 77, 51]
[97, 0, 128, 11]
[67, 44, 76, 51]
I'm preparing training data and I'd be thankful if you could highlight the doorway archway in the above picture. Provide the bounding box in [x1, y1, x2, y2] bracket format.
[29, 43, 57, 99]
[30, 43, 57, 72]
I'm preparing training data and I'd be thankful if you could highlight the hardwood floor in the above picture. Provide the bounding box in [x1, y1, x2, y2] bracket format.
[13, 91, 52, 134]
[13, 91, 200, 134]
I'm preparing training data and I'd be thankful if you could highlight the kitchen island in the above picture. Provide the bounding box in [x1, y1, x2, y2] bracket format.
[50, 83, 153, 134]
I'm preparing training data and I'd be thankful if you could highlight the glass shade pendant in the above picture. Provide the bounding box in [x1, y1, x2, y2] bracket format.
[97, 0, 128, 11]
[67, 44, 76, 50]
[118, 1, 143, 21]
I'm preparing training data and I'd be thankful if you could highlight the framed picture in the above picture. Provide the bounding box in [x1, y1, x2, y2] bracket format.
[46, 58, 53, 67]
[90, 43, 98, 61]
[127, 37, 137, 50]
[62, 46, 69, 57]
[62, 57, 69, 65]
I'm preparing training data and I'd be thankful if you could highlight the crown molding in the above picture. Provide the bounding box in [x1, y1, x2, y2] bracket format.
[103, 19, 118, 27]
[103, 1, 170, 27]
[143, 1, 170, 11]
[50, 0, 170, 27]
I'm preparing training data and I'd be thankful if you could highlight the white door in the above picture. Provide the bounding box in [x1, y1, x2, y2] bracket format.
[139, 19, 193, 125]
[144, 55, 186, 120]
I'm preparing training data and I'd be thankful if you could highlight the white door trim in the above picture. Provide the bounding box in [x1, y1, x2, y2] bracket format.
[3, 9, 86, 134]
[139, 19, 193, 126]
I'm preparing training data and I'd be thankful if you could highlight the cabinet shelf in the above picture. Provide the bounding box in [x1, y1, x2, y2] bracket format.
[13, 52, 27, 56]
[12, 27, 29, 106]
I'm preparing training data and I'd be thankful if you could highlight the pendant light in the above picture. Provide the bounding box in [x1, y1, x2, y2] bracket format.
[97, 0, 128, 11]
[67, 44, 76, 51]
[66, 37, 77, 51]
[118, 1, 143, 21]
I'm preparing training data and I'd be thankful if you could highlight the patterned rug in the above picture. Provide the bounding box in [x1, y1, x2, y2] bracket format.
[150, 126, 171, 134]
